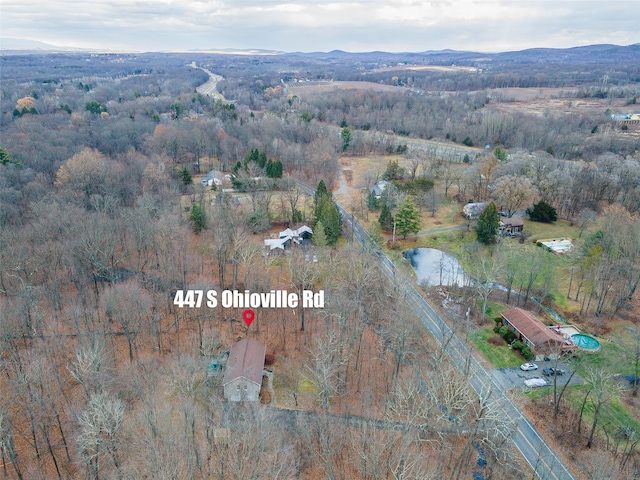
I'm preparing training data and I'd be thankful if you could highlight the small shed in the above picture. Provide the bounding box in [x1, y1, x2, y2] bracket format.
[223, 337, 266, 402]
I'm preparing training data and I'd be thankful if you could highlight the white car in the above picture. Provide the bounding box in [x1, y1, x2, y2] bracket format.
[520, 363, 538, 371]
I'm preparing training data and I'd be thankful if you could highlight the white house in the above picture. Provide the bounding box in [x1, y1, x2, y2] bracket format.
[263, 237, 292, 251]
[264, 225, 313, 252]
[223, 337, 266, 402]
[369, 180, 389, 199]
[201, 170, 224, 187]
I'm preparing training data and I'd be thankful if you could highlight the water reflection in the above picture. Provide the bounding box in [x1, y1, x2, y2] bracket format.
[403, 248, 470, 287]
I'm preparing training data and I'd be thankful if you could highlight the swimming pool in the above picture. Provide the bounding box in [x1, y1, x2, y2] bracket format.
[571, 333, 601, 351]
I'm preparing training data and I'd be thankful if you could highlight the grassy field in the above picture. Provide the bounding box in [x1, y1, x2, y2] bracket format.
[478, 300, 510, 320]
[525, 219, 581, 241]
[574, 340, 632, 374]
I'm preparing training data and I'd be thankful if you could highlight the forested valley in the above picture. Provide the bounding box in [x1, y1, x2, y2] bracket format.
[0, 46, 639, 479]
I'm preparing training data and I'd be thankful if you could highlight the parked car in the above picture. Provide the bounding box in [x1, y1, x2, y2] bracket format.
[542, 367, 565, 376]
[520, 363, 538, 371]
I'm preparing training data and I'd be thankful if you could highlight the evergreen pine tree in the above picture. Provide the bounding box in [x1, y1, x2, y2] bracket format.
[180, 167, 193, 186]
[526, 200, 558, 223]
[190, 203, 207, 233]
[395, 199, 421, 238]
[367, 189, 379, 210]
[315, 179, 330, 201]
[312, 220, 328, 247]
[258, 152, 267, 168]
[0, 146, 14, 165]
[273, 160, 283, 178]
[320, 200, 341, 245]
[378, 204, 394, 231]
[476, 201, 500, 244]
[314, 180, 331, 220]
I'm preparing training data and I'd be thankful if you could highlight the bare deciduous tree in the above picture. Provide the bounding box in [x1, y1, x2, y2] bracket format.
[77, 392, 125, 480]
[491, 174, 539, 217]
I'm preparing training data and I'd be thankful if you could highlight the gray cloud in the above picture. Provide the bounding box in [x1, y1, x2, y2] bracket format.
[1, 1, 638, 52]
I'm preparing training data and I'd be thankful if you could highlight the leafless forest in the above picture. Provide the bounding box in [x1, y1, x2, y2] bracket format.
[0, 46, 639, 479]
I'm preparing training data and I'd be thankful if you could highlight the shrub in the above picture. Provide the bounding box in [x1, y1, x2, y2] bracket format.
[521, 347, 534, 360]
[488, 336, 505, 346]
[527, 200, 558, 223]
[494, 145, 507, 161]
[497, 326, 516, 344]
[511, 340, 525, 352]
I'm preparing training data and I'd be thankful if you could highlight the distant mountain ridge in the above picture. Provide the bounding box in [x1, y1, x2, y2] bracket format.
[0, 37, 95, 52]
[2, 38, 638, 65]
[287, 44, 640, 66]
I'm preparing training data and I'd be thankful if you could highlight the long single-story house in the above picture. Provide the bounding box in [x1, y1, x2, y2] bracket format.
[223, 337, 266, 402]
[501, 307, 571, 360]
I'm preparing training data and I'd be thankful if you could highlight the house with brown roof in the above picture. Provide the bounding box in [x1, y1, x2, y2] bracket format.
[498, 216, 524, 236]
[223, 337, 266, 402]
[501, 307, 570, 360]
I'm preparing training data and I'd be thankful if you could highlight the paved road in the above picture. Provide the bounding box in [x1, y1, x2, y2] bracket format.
[191, 62, 225, 99]
[296, 181, 575, 480]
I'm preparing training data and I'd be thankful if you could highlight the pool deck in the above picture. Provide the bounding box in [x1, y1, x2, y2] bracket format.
[549, 324, 581, 344]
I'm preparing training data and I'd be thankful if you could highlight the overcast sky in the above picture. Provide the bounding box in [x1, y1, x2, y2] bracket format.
[1, 0, 638, 53]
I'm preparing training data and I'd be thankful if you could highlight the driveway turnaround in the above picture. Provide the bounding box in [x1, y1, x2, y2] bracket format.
[490, 362, 583, 392]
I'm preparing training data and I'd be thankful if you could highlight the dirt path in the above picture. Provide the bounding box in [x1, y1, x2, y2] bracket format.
[334, 168, 352, 201]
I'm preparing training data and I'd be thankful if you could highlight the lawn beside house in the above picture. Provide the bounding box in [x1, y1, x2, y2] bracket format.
[525, 219, 580, 241]
[469, 326, 524, 369]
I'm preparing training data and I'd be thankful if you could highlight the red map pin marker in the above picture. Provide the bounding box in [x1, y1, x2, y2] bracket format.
[242, 309, 255, 327]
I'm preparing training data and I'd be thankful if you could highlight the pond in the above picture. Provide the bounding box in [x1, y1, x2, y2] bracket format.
[403, 248, 470, 287]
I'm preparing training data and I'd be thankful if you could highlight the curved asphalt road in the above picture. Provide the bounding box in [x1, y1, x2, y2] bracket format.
[297, 181, 575, 480]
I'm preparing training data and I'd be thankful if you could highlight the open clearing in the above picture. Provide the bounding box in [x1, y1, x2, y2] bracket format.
[287, 80, 414, 95]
